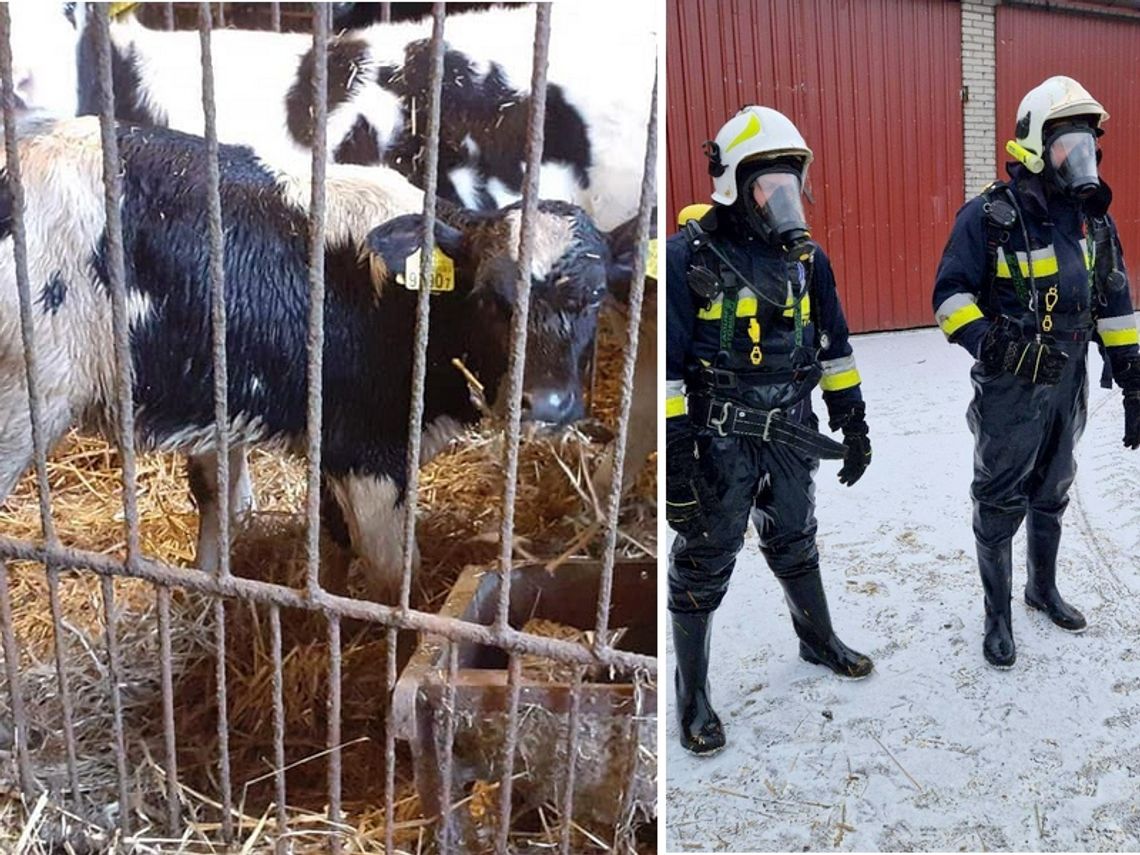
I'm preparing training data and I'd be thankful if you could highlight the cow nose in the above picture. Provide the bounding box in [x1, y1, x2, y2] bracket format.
[521, 388, 583, 425]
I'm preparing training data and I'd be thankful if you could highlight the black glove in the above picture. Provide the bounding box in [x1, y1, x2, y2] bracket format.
[665, 417, 707, 539]
[979, 322, 1068, 385]
[830, 402, 871, 487]
[1118, 358, 1140, 450]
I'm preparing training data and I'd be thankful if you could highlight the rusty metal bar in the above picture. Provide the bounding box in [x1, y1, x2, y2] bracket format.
[398, 1, 446, 614]
[164, 2, 175, 30]
[198, 7, 235, 840]
[213, 597, 233, 842]
[559, 665, 585, 854]
[495, 0, 552, 634]
[216, 2, 226, 27]
[327, 614, 342, 853]
[199, 1, 232, 581]
[0, 538, 655, 673]
[45, 568, 83, 808]
[270, 605, 288, 852]
[270, 2, 281, 31]
[437, 643, 459, 849]
[0, 6, 57, 550]
[156, 585, 180, 834]
[383, 625, 397, 855]
[101, 576, 131, 836]
[0, 563, 36, 799]
[380, 4, 392, 24]
[594, 67, 658, 646]
[92, 3, 143, 566]
[304, 1, 330, 596]
[495, 653, 523, 852]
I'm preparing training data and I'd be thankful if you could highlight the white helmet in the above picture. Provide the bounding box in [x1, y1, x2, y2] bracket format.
[1006, 76, 1108, 174]
[706, 106, 813, 205]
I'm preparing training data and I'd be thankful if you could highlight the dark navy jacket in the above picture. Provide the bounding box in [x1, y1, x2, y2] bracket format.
[933, 163, 1139, 371]
[665, 209, 863, 428]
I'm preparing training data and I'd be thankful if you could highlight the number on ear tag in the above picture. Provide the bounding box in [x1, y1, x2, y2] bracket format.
[401, 247, 455, 292]
[646, 239, 658, 281]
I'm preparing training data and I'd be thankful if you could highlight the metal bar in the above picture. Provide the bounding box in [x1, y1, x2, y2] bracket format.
[0, 563, 36, 799]
[0, 5, 57, 549]
[558, 665, 585, 854]
[101, 576, 131, 836]
[495, 0, 552, 633]
[156, 585, 180, 835]
[495, 653, 523, 852]
[0, 538, 656, 672]
[213, 597, 233, 842]
[326, 615, 342, 853]
[304, 2, 330, 596]
[399, 2, 446, 612]
[437, 643, 459, 850]
[92, 3, 143, 566]
[216, 2, 226, 28]
[380, 4, 392, 24]
[46, 567, 83, 808]
[270, 605, 288, 852]
[199, 8, 234, 841]
[383, 625, 397, 855]
[594, 67, 658, 645]
[270, 2, 281, 32]
[199, 1, 232, 582]
[164, 2, 175, 30]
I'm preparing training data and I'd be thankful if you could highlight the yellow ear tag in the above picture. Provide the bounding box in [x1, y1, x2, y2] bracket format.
[645, 239, 658, 281]
[109, 2, 140, 19]
[401, 247, 455, 293]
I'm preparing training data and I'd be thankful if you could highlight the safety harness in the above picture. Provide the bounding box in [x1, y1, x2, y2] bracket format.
[980, 181, 1121, 340]
[680, 219, 846, 459]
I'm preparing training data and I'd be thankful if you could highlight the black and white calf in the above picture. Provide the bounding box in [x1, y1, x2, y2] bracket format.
[0, 117, 638, 597]
[68, 1, 654, 230]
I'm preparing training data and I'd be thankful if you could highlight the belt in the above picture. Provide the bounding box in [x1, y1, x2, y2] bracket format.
[690, 396, 847, 460]
[690, 364, 799, 390]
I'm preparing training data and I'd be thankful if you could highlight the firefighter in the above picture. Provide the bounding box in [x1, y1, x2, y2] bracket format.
[932, 76, 1140, 670]
[666, 106, 874, 756]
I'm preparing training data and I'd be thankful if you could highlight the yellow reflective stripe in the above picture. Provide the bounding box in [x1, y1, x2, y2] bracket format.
[820, 369, 861, 392]
[1102, 327, 1140, 347]
[697, 296, 758, 320]
[995, 249, 1059, 278]
[665, 395, 687, 418]
[782, 294, 811, 318]
[939, 302, 984, 337]
[724, 113, 762, 154]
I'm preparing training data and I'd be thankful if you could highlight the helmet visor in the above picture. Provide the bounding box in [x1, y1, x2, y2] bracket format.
[1047, 127, 1099, 197]
[749, 169, 808, 240]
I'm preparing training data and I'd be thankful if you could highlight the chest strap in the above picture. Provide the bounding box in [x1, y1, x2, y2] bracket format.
[690, 396, 847, 460]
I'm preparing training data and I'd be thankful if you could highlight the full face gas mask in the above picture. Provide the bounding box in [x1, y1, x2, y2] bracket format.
[737, 161, 815, 262]
[1043, 122, 1100, 200]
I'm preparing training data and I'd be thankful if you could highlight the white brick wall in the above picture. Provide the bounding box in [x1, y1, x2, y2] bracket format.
[960, 0, 997, 201]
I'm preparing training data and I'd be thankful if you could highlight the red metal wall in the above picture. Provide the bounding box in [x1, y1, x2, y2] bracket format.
[996, 5, 1140, 303]
[666, 0, 964, 332]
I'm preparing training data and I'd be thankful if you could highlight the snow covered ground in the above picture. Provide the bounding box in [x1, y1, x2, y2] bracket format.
[664, 322, 1140, 853]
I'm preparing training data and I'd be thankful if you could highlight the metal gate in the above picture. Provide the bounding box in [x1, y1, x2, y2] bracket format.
[996, 2, 1140, 304]
[0, 3, 657, 851]
[666, 0, 963, 332]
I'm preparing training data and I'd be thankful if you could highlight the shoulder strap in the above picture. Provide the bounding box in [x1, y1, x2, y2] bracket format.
[980, 181, 1030, 310]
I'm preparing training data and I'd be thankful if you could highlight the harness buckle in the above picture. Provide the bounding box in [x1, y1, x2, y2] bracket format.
[708, 401, 733, 437]
[762, 408, 782, 442]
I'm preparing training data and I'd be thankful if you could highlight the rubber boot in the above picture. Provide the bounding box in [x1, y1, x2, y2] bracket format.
[978, 538, 1016, 668]
[778, 571, 873, 679]
[1025, 510, 1086, 632]
[671, 612, 726, 756]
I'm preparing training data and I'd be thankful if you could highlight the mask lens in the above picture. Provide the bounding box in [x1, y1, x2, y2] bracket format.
[748, 169, 809, 245]
[1047, 128, 1099, 196]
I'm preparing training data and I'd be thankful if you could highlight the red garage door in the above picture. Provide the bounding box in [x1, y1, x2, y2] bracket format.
[666, 0, 964, 332]
[997, 5, 1140, 304]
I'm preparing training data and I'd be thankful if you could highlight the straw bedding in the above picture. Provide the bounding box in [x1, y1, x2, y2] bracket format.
[0, 306, 657, 852]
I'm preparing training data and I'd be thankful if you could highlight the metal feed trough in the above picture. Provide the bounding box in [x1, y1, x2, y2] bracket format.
[393, 559, 657, 850]
[0, 1, 657, 851]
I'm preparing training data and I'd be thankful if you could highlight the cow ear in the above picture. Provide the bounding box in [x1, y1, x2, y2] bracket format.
[366, 214, 464, 296]
[604, 208, 657, 304]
